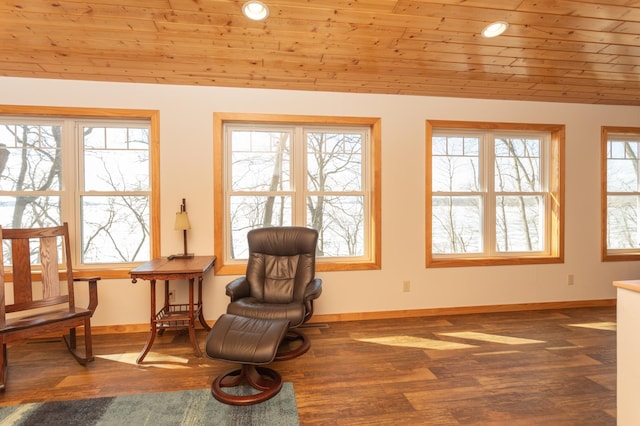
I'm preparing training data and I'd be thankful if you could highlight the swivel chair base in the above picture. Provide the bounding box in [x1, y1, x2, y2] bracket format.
[275, 330, 311, 361]
[212, 364, 282, 406]
[206, 314, 289, 406]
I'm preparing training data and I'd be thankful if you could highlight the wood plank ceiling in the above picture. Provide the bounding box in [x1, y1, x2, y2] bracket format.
[1, 0, 640, 105]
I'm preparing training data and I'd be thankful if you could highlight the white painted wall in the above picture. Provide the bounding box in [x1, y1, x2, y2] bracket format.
[1, 76, 639, 327]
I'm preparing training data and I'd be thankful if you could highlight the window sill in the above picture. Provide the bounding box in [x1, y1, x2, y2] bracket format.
[427, 256, 563, 268]
[214, 259, 381, 275]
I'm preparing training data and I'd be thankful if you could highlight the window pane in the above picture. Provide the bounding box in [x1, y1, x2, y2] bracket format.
[0, 195, 60, 229]
[306, 131, 362, 192]
[496, 195, 543, 252]
[229, 195, 292, 259]
[231, 130, 291, 191]
[80, 124, 151, 265]
[432, 136, 479, 192]
[494, 137, 541, 192]
[607, 195, 639, 249]
[83, 126, 105, 149]
[307, 195, 364, 257]
[609, 139, 639, 159]
[0, 123, 61, 192]
[0, 194, 62, 266]
[81, 195, 150, 263]
[609, 140, 627, 158]
[83, 127, 150, 192]
[432, 196, 482, 253]
[607, 141, 640, 192]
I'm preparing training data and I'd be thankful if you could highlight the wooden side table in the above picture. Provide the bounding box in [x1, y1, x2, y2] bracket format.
[130, 255, 215, 363]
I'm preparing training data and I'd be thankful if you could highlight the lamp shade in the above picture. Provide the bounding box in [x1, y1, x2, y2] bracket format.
[174, 211, 191, 230]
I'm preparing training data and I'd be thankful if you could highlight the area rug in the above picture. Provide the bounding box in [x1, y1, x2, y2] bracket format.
[0, 383, 299, 426]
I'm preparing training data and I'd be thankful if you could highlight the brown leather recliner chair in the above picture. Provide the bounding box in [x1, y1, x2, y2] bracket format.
[225, 226, 323, 359]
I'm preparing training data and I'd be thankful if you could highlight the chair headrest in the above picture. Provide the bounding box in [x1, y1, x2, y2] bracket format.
[248, 226, 318, 256]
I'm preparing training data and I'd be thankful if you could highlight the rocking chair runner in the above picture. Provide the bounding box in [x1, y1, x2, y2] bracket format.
[0, 223, 100, 390]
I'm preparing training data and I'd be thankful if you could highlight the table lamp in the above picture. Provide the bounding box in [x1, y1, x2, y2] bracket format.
[173, 198, 194, 259]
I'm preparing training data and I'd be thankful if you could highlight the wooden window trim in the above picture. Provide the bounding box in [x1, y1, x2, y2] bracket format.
[601, 126, 640, 262]
[0, 105, 160, 279]
[213, 112, 382, 275]
[426, 120, 565, 268]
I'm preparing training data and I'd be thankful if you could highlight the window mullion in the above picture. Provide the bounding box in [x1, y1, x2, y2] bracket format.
[222, 124, 234, 260]
[483, 133, 495, 256]
[541, 134, 551, 254]
[62, 120, 79, 262]
[294, 127, 305, 225]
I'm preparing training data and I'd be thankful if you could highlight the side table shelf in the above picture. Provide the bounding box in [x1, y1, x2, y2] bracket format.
[155, 303, 204, 330]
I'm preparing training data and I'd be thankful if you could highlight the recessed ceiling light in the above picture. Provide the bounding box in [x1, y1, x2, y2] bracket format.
[242, 1, 269, 21]
[481, 21, 509, 38]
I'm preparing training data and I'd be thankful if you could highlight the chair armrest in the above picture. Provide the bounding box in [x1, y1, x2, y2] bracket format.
[74, 276, 101, 283]
[73, 276, 100, 314]
[304, 278, 322, 301]
[302, 278, 322, 323]
[226, 277, 250, 301]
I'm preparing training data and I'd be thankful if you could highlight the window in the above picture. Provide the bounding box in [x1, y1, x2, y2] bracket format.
[214, 113, 381, 274]
[426, 121, 564, 267]
[602, 126, 640, 261]
[0, 106, 160, 277]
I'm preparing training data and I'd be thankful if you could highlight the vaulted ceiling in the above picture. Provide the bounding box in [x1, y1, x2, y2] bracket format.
[2, 0, 640, 105]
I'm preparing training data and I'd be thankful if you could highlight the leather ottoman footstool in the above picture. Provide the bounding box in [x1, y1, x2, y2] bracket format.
[205, 314, 290, 405]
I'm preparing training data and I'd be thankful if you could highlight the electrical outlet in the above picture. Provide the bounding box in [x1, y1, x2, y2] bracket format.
[567, 274, 574, 286]
[403, 280, 411, 292]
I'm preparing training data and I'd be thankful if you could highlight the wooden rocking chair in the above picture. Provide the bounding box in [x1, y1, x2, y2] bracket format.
[0, 223, 100, 390]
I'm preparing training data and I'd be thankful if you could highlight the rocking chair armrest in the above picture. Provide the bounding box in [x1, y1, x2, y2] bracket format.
[226, 277, 250, 301]
[74, 276, 101, 283]
[73, 276, 100, 313]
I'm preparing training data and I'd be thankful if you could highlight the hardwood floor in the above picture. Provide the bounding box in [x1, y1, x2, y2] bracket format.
[0, 307, 616, 425]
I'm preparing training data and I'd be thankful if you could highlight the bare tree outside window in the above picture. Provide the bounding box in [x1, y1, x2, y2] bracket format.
[0, 120, 151, 265]
[228, 130, 292, 258]
[0, 124, 62, 227]
[306, 131, 364, 257]
[226, 125, 367, 260]
[431, 130, 549, 257]
[431, 135, 482, 254]
[606, 137, 640, 251]
[494, 136, 543, 252]
[80, 126, 150, 264]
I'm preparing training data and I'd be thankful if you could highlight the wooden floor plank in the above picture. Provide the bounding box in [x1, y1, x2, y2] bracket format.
[0, 307, 616, 425]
